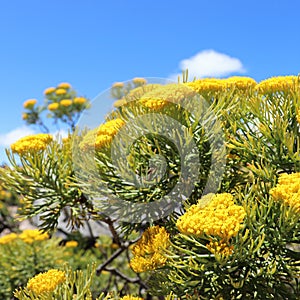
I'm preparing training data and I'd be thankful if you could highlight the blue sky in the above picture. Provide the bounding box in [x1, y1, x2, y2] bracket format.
[1, 0, 300, 163]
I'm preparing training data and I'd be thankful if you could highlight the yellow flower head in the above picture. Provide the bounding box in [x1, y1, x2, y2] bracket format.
[10, 134, 53, 155]
[43, 87, 56, 95]
[185, 78, 226, 94]
[22, 113, 28, 120]
[132, 77, 147, 86]
[57, 82, 71, 89]
[79, 118, 125, 151]
[140, 83, 196, 110]
[112, 82, 124, 88]
[225, 76, 257, 90]
[270, 172, 300, 213]
[123, 84, 161, 103]
[176, 193, 246, 240]
[23, 99, 37, 109]
[73, 97, 87, 105]
[55, 88, 67, 95]
[256, 75, 299, 94]
[48, 102, 59, 111]
[130, 225, 169, 273]
[60, 99, 73, 107]
[65, 240, 78, 248]
[0, 233, 18, 244]
[97, 118, 125, 136]
[27, 269, 66, 295]
[19, 229, 49, 244]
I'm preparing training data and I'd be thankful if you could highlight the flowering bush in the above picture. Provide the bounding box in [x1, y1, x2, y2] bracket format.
[1, 75, 300, 299]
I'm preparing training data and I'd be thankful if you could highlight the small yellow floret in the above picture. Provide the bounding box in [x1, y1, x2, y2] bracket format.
[48, 102, 59, 111]
[55, 88, 67, 95]
[73, 97, 87, 105]
[43, 87, 56, 95]
[0, 233, 18, 244]
[57, 82, 71, 89]
[65, 240, 78, 247]
[120, 296, 144, 300]
[23, 99, 37, 109]
[60, 99, 72, 107]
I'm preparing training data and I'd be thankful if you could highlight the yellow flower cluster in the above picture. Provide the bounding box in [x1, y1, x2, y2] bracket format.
[74, 97, 87, 105]
[44, 87, 56, 95]
[48, 102, 59, 111]
[121, 84, 161, 103]
[256, 75, 299, 94]
[130, 226, 169, 273]
[140, 84, 196, 110]
[55, 88, 67, 95]
[23, 99, 37, 109]
[176, 193, 246, 240]
[206, 240, 234, 256]
[225, 76, 257, 90]
[185, 77, 257, 94]
[27, 269, 66, 295]
[79, 118, 125, 151]
[120, 296, 144, 300]
[18, 229, 49, 244]
[0, 232, 18, 244]
[185, 78, 226, 93]
[60, 99, 72, 107]
[57, 82, 71, 89]
[10, 134, 53, 155]
[0, 229, 48, 245]
[65, 240, 78, 247]
[132, 77, 147, 85]
[270, 172, 300, 213]
[112, 82, 124, 88]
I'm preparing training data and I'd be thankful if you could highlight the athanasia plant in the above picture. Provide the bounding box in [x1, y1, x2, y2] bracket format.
[1, 75, 300, 299]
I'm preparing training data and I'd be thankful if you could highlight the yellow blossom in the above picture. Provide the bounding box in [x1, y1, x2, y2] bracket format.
[55, 88, 67, 95]
[43, 87, 56, 95]
[140, 83, 196, 110]
[176, 193, 246, 240]
[256, 75, 299, 94]
[60, 99, 73, 107]
[22, 113, 28, 120]
[130, 226, 169, 273]
[19, 229, 49, 243]
[132, 77, 147, 85]
[225, 76, 257, 90]
[23, 99, 37, 109]
[27, 269, 65, 295]
[185, 78, 226, 94]
[65, 240, 78, 247]
[57, 82, 71, 89]
[10, 134, 53, 155]
[112, 82, 124, 88]
[0, 233, 18, 244]
[73, 97, 87, 105]
[79, 118, 125, 151]
[270, 172, 300, 213]
[113, 99, 127, 108]
[48, 102, 59, 111]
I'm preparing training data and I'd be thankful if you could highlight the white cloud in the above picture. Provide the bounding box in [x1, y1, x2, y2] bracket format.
[170, 49, 246, 81]
[0, 126, 36, 147]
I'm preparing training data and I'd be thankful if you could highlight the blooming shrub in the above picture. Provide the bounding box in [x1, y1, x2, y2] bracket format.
[1, 75, 300, 299]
